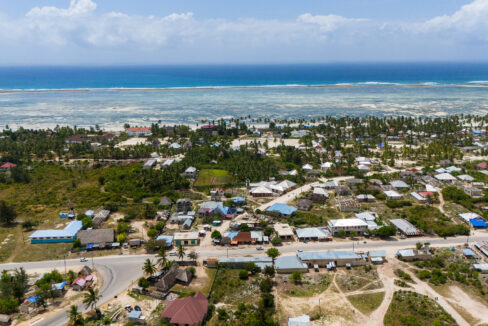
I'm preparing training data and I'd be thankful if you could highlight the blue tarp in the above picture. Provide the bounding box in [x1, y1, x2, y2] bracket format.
[233, 197, 246, 203]
[470, 218, 487, 228]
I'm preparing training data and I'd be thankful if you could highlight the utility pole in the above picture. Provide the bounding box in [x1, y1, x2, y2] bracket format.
[64, 254, 67, 274]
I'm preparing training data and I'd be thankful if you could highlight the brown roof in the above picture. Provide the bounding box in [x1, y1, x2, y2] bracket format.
[161, 292, 208, 325]
[77, 228, 115, 246]
[232, 232, 252, 243]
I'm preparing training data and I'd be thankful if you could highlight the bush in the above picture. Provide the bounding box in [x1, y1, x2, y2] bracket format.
[239, 270, 249, 280]
[271, 237, 282, 246]
[264, 265, 275, 277]
[290, 271, 302, 284]
[138, 277, 149, 289]
[188, 266, 196, 277]
[375, 225, 396, 238]
[386, 200, 412, 209]
[418, 270, 431, 280]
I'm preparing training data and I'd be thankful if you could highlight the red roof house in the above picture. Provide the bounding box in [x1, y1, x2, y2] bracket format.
[0, 162, 16, 170]
[476, 162, 487, 170]
[161, 292, 208, 325]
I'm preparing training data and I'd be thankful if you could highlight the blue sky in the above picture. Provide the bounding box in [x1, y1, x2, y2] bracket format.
[0, 0, 487, 64]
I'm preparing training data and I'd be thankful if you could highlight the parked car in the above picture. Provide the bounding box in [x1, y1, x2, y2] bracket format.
[125, 305, 132, 312]
[80, 257, 88, 262]
[256, 246, 264, 251]
[129, 229, 137, 233]
[297, 249, 303, 253]
[134, 305, 142, 311]
[169, 252, 178, 256]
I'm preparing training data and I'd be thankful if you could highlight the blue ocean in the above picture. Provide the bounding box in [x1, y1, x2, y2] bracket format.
[0, 63, 488, 129]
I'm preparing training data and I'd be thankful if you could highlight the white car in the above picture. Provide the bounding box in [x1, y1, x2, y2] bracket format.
[169, 252, 178, 256]
[80, 257, 88, 262]
[256, 246, 264, 250]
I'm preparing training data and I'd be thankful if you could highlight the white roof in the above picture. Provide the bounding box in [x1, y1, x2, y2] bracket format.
[390, 180, 409, 188]
[358, 164, 370, 170]
[173, 232, 199, 240]
[277, 180, 297, 189]
[250, 186, 273, 194]
[459, 212, 481, 222]
[384, 190, 402, 198]
[321, 162, 333, 168]
[274, 223, 294, 236]
[411, 192, 426, 201]
[446, 166, 462, 172]
[329, 218, 368, 228]
[313, 187, 329, 196]
[425, 184, 438, 192]
[458, 174, 474, 181]
[302, 164, 313, 170]
[288, 315, 311, 326]
[435, 173, 456, 181]
[355, 212, 378, 221]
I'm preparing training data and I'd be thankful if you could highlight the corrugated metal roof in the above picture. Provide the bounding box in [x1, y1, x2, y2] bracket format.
[275, 256, 308, 270]
[295, 228, 330, 239]
[29, 220, 83, 238]
[369, 250, 386, 257]
[297, 250, 360, 261]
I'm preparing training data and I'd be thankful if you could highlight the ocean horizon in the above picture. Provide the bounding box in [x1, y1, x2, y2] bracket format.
[1, 63, 488, 130]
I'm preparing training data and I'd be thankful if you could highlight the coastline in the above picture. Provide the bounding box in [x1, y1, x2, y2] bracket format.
[1, 83, 488, 94]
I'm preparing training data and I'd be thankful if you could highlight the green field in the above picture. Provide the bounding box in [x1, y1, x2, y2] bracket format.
[384, 291, 456, 326]
[195, 169, 234, 187]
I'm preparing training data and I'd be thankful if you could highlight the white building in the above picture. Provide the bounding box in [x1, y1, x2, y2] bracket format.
[328, 218, 368, 235]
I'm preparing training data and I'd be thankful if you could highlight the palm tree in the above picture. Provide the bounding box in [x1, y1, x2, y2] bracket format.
[82, 288, 100, 312]
[156, 247, 167, 269]
[68, 305, 83, 325]
[177, 244, 186, 261]
[143, 258, 156, 276]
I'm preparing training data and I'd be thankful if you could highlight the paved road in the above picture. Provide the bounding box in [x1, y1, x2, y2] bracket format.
[3, 232, 487, 326]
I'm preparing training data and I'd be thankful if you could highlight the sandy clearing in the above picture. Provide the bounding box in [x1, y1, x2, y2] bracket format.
[446, 286, 488, 325]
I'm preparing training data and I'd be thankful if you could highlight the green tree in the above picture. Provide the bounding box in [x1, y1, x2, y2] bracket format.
[188, 251, 198, 261]
[246, 262, 260, 275]
[142, 259, 156, 276]
[138, 277, 149, 290]
[375, 226, 396, 238]
[82, 288, 100, 311]
[266, 248, 281, 263]
[147, 229, 158, 239]
[116, 233, 127, 243]
[211, 230, 222, 239]
[271, 237, 282, 246]
[263, 265, 275, 277]
[0, 201, 16, 225]
[81, 216, 93, 229]
[290, 271, 302, 284]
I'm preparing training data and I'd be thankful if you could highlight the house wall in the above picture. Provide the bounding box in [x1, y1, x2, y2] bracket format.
[30, 236, 76, 243]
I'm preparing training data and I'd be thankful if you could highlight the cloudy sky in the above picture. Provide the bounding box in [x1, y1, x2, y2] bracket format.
[0, 0, 487, 64]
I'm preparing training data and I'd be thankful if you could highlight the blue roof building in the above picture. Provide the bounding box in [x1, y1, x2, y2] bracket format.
[156, 235, 174, 247]
[266, 203, 297, 216]
[128, 310, 142, 319]
[29, 220, 83, 243]
[297, 250, 364, 267]
[275, 256, 308, 274]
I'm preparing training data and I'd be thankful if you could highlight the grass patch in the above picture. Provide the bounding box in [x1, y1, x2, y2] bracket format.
[336, 266, 381, 293]
[195, 169, 234, 188]
[401, 205, 469, 237]
[346, 291, 385, 315]
[384, 290, 456, 326]
[281, 274, 331, 297]
[13, 242, 73, 262]
[208, 267, 261, 306]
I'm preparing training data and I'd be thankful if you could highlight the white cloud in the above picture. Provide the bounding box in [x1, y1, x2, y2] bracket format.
[27, 0, 96, 17]
[416, 0, 488, 41]
[0, 0, 487, 63]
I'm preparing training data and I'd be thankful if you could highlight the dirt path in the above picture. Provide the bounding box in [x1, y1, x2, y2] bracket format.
[368, 262, 399, 326]
[445, 286, 488, 325]
[331, 274, 367, 319]
[407, 271, 470, 326]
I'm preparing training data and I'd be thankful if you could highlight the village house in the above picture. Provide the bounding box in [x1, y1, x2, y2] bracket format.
[155, 264, 193, 293]
[182, 166, 198, 179]
[296, 199, 313, 211]
[309, 187, 328, 203]
[29, 220, 83, 244]
[161, 292, 208, 325]
[295, 227, 331, 242]
[275, 256, 308, 274]
[464, 186, 483, 197]
[93, 209, 110, 228]
[77, 228, 115, 250]
[274, 223, 295, 241]
[125, 127, 151, 137]
[336, 198, 360, 212]
[297, 250, 366, 267]
[390, 219, 422, 236]
[174, 232, 200, 246]
[176, 198, 192, 213]
[328, 218, 368, 235]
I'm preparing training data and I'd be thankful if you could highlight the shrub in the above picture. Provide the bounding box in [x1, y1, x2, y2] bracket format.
[239, 270, 248, 280]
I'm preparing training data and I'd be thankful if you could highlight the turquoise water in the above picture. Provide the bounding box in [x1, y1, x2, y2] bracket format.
[0, 63, 488, 129]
